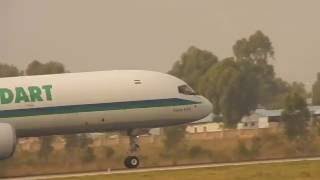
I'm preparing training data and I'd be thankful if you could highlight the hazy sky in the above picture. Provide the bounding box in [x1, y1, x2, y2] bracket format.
[1, 0, 320, 89]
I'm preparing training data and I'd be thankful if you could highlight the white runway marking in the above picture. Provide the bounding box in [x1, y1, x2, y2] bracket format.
[5, 156, 320, 180]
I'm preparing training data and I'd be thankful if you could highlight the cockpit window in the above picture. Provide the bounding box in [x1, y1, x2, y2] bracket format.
[178, 85, 198, 95]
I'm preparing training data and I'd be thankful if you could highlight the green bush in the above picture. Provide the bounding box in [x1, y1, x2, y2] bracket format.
[188, 145, 213, 159]
[237, 141, 251, 158]
[189, 146, 203, 158]
[237, 138, 262, 159]
[81, 147, 95, 163]
[105, 146, 115, 158]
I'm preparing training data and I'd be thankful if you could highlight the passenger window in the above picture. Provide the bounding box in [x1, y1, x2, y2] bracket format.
[178, 85, 197, 95]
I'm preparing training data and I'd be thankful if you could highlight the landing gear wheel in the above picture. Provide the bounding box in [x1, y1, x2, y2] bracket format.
[124, 156, 140, 168]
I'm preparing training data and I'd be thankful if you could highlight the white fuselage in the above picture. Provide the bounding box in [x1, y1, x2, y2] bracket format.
[0, 70, 212, 137]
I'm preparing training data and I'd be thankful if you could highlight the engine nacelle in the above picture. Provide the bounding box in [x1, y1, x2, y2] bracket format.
[0, 123, 16, 160]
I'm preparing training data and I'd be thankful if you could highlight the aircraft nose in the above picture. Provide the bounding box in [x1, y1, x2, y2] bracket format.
[200, 96, 212, 116]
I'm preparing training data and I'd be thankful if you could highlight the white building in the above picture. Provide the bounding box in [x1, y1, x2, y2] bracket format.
[186, 122, 223, 133]
[186, 113, 223, 133]
[237, 114, 269, 129]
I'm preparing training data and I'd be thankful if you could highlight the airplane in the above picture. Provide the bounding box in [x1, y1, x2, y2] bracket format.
[0, 70, 212, 168]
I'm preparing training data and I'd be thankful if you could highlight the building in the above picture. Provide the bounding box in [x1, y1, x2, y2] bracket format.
[237, 114, 269, 129]
[308, 106, 320, 119]
[237, 106, 320, 130]
[237, 109, 282, 130]
[186, 122, 223, 133]
[186, 113, 224, 133]
[254, 109, 282, 122]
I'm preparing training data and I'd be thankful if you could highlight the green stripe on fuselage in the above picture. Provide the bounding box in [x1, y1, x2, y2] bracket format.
[0, 98, 199, 118]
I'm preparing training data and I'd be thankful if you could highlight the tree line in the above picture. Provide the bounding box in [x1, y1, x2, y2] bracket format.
[168, 30, 320, 140]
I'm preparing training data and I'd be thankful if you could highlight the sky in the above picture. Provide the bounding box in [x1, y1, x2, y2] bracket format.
[1, 0, 320, 89]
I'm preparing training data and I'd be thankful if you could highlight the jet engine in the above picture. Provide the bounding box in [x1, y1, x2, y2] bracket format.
[0, 123, 16, 160]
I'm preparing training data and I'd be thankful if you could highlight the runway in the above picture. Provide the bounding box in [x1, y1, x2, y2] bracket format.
[6, 156, 320, 180]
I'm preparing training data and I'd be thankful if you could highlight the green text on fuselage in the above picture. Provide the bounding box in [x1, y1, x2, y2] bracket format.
[0, 85, 53, 104]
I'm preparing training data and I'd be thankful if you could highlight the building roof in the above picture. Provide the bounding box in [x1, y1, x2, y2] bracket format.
[255, 109, 282, 117]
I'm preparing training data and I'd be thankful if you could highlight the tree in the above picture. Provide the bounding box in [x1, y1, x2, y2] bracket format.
[170, 31, 292, 126]
[197, 31, 292, 126]
[232, 30, 285, 109]
[78, 134, 95, 163]
[221, 60, 260, 126]
[198, 31, 277, 124]
[38, 136, 55, 162]
[104, 146, 115, 158]
[78, 134, 93, 149]
[199, 58, 260, 126]
[26, 60, 66, 75]
[169, 46, 218, 90]
[263, 78, 291, 109]
[281, 92, 310, 139]
[199, 57, 237, 115]
[233, 30, 274, 64]
[289, 82, 307, 98]
[312, 73, 320, 105]
[82, 147, 95, 163]
[64, 134, 94, 162]
[64, 134, 81, 153]
[162, 125, 186, 154]
[0, 63, 23, 77]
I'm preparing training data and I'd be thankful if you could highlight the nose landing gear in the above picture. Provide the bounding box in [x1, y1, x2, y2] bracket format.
[124, 155, 139, 168]
[124, 131, 141, 168]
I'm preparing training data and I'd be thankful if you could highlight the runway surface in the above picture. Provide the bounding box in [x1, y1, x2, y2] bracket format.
[5, 156, 320, 180]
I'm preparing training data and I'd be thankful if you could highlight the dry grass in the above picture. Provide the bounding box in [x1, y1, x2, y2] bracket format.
[2, 131, 320, 178]
[56, 160, 320, 180]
